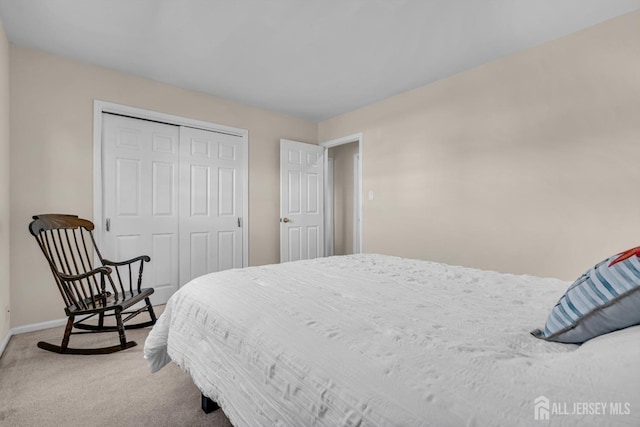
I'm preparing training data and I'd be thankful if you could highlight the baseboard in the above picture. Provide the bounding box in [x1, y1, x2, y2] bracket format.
[0, 329, 12, 358]
[10, 317, 68, 335]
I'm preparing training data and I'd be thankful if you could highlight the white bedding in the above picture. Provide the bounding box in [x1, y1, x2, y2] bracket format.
[144, 254, 640, 427]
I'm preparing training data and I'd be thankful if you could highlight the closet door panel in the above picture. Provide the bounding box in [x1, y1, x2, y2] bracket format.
[102, 114, 180, 304]
[179, 126, 244, 285]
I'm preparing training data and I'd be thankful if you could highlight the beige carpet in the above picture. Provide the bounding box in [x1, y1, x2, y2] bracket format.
[0, 307, 233, 427]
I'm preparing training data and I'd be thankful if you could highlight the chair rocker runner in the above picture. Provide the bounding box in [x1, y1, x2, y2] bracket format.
[29, 214, 157, 354]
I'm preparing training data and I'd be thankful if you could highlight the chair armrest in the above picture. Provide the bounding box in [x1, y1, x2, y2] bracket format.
[102, 255, 150, 294]
[58, 267, 114, 310]
[58, 266, 112, 282]
[102, 255, 151, 267]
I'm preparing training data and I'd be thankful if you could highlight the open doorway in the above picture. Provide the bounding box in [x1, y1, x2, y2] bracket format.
[321, 133, 362, 257]
[327, 142, 360, 255]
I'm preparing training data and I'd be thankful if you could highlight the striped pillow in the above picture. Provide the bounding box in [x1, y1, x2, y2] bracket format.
[533, 247, 640, 344]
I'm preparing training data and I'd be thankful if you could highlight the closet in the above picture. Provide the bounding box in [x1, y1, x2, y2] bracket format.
[101, 113, 244, 304]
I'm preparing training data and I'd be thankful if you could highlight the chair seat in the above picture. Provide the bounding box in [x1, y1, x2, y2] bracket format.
[67, 287, 154, 315]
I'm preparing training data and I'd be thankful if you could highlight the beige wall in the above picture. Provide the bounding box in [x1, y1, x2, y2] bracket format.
[329, 142, 359, 255]
[0, 19, 10, 342]
[9, 45, 316, 327]
[319, 11, 640, 280]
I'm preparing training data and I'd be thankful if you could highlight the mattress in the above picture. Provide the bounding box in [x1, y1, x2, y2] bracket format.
[144, 254, 640, 426]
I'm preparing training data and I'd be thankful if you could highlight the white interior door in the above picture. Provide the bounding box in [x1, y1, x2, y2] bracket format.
[280, 139, 324, 263]
[179, 126, 244, 284]
[102, 114, 180, 304]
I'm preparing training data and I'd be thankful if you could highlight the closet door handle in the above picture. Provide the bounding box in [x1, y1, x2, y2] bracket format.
[105, 218, 111, 232]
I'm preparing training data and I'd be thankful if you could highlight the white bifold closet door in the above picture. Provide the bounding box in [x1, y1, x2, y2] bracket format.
[102, 114, 243, 305]
[179, 126, 243, 285]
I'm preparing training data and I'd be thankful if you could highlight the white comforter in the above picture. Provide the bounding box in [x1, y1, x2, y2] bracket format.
[144, 254, 640, 427]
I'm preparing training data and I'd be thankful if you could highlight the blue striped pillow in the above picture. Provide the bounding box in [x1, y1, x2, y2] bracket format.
[533, 247, 640, 343]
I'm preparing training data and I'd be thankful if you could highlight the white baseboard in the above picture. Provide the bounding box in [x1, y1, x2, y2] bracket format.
[11, 317, 67, 335]
[10, 317, 68, 335]
[0, 329, 12, 358]
[0, 317, 67, 358]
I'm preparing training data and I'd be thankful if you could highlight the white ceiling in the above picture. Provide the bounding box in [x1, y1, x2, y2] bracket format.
[0, 0, 638, 121]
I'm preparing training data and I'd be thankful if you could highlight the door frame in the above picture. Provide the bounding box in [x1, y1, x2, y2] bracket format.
[353, 153, 361, 254]
[325, 157, 334, 256]
[92, 100, 250, 268]
[319, 133, 363, 255]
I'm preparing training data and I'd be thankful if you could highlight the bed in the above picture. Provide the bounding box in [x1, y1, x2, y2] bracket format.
[144, 254, 640, 426]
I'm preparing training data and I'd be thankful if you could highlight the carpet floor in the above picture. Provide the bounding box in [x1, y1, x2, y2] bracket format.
[0, 307, 233, 427]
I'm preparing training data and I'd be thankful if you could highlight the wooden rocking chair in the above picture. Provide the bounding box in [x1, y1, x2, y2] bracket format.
[29, 214, 157, 354]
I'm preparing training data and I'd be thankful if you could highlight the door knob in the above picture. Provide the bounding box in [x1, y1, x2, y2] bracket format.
[282, 217, 290, 223]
